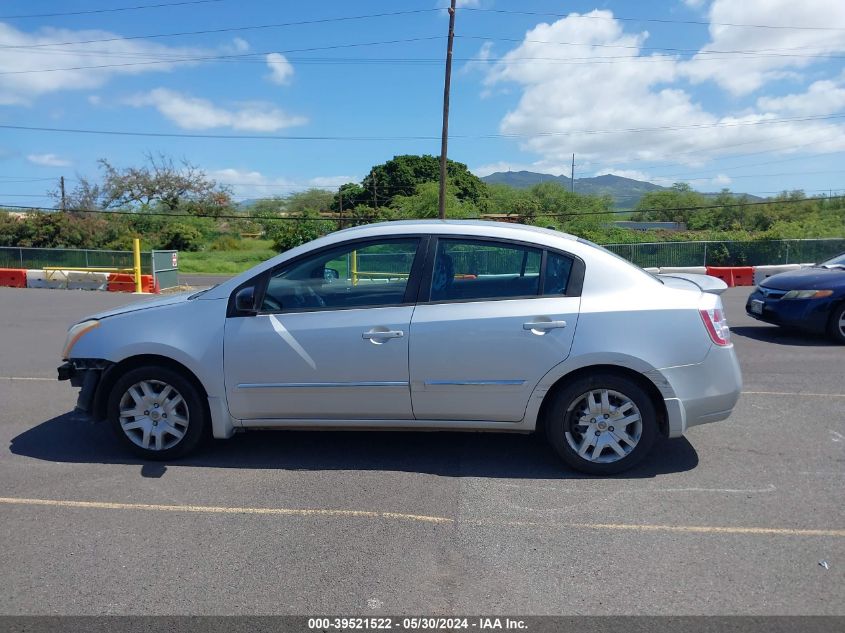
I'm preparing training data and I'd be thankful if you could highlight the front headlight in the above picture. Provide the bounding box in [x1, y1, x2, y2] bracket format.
[782, 289, 834, 300]
[62, 320, 100, 359]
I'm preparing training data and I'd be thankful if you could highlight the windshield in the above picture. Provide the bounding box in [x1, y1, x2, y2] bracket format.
[820, 252, 845, 268]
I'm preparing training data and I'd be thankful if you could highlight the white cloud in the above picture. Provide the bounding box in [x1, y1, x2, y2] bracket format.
[0, 23, 212, 105]
[265, 53, 294, 85]
[481, 9, 845, 171]
[208, 168, 354, 199]
[232, 37, 250, 52]
[711, 173, 732, 186]
[683, 0, 708, 8]
[127, 88, 307, 131]
[681, 0, 845, 96]
[87, 95, 101, 106]
[27, 153, 71, 167]
[758, 73, 845, 116]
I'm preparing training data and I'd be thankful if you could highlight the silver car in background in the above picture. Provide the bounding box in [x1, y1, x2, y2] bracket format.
[58, 220, 741, 474]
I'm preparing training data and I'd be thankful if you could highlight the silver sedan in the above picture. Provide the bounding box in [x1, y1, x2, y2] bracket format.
[58, 220, 742, 474]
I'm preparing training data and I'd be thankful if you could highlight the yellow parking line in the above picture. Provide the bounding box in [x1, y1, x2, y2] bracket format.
[0, 497, 452, 525]
[0, 496, 842, 537]
[742, 391, 845, 398]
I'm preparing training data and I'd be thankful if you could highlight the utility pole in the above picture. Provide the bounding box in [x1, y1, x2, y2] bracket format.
[570, 154, 575, 193]
[338, 188, 343, 230]
[371, 173, 378, 209]
[60, 176, 66, 211]
[438, 0, 457, 220]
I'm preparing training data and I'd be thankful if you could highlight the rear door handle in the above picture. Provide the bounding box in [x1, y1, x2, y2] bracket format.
[362, 329, 404, 340]
[523, 320, 567, 331]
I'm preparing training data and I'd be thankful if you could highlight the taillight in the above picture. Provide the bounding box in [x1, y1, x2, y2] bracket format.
[700, 307, 731, 346]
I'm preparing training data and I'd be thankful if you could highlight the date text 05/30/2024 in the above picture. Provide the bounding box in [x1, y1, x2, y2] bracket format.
[307, 617, 528, 630]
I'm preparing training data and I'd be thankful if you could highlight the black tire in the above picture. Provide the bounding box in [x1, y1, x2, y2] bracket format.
[107, 365, 207, 460]
[827, 303, 845, 344]
[544, 373, 658, 475]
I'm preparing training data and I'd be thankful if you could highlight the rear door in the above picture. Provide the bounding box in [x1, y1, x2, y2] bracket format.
[409, 237, 582, 422]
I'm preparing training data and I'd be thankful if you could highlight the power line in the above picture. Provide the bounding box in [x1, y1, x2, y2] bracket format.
[0, 0, 226, 20]
[2, 113, 843, 142]
[0, 8, 441, 49]
[460, 8, 845, 31]
[0, 37, 447, 76]
[12, 51, 845, 75]
[458, 35, 845, 60]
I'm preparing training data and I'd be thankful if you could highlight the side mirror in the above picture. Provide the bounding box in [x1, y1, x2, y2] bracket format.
[323, 267, 340, 282]
[235, 287, 257, 313]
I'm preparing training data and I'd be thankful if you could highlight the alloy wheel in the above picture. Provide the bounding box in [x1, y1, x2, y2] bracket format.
[118, 380, 190, 451]
[564, 388, 643, 463]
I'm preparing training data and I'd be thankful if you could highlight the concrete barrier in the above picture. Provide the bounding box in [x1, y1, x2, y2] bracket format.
[753, 264, 802, 286]
[25, 269, 68, 289]
[659, 266, 708, 275]
[66, 270, 109, 291]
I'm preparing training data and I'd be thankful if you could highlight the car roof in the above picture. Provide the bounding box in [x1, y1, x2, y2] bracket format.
[330, 219, 579, 241]
[200, 220, 592, 301]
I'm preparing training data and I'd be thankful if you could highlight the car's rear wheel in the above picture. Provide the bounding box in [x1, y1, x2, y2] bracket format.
[827, 303, 845, 344]
[544, 373, 658, 475]
[107, 365, 206, 460]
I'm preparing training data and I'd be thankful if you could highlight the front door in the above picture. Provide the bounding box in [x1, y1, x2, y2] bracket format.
[224, 237, 423, 421]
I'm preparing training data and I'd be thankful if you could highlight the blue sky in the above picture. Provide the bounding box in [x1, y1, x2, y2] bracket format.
[1, 0, 844, 207]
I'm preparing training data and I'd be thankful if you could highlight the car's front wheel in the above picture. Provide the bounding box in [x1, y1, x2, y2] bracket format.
[107, 365, 207, 460]
[545, 373, 658, 475]
[827, 303, 845, 344]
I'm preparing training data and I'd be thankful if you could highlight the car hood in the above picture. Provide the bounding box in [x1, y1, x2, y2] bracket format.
[84, 292, 194, 321]
[761, 267, 845, 291]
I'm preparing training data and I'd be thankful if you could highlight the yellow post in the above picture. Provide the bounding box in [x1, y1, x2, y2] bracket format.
[132, 237, 144, 293]
[351, 250, 358, 286]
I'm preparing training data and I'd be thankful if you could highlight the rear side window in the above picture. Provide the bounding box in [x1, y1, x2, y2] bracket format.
[430, 239, 542, 302]
[543, 252, 573, 295]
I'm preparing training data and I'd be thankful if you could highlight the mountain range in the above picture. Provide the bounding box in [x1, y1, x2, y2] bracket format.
[480, 171, 762, 209]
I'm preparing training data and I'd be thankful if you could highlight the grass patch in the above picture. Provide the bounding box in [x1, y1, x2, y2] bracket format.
[179, 248, 277, 273]
[178, 237, 277, 274]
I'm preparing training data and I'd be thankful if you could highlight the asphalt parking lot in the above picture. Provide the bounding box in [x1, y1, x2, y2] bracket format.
[0, 285, 842, 615]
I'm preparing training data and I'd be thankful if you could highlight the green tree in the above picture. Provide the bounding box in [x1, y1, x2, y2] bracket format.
[390, 182, 475, 218]
[632, 182, 708, 225]
[284, 188, 334, 214]
[265, 211, 334, 252]
[360, 154, 487, 209]
[96, 153, 232, 214]
[331, 183, 367, 212]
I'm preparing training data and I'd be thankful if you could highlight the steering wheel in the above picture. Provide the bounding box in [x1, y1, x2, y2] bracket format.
[293, 283, 326, 309]
[262, 295, 282, 311]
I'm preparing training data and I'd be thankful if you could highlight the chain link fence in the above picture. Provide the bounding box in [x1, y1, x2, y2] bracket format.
[0, 246, 180, 288]
[602, 238, 845, 269]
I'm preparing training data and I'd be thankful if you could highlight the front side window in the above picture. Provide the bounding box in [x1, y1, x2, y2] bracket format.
[261, 238, 420, 312]
[430, 239, 542, 302]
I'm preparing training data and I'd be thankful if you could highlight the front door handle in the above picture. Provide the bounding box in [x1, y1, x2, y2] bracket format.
[362, 329, 404, 340]
[523, 320, 567, 331]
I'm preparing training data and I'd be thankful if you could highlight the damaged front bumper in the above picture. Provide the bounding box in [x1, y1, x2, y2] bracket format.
[57, 359, 113, 415]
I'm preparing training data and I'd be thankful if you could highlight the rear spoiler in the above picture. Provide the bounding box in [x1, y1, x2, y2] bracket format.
[656, 273, 728, 296]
